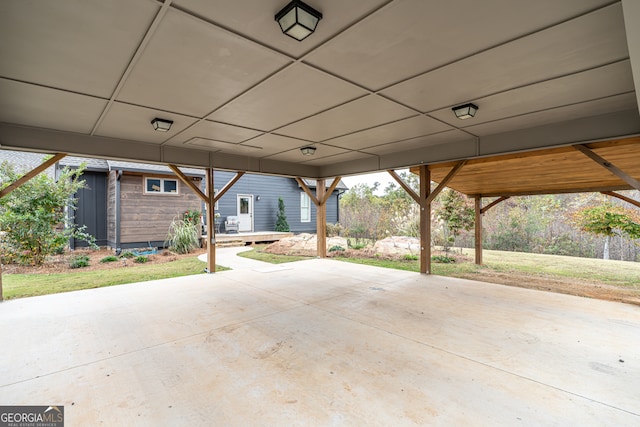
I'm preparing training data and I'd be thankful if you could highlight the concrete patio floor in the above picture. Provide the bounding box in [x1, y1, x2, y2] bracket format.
[0, 258, 639, 426]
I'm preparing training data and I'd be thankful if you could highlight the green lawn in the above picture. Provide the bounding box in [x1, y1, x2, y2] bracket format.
[239, 245, 640, 288]
[3, 258, 229, 300]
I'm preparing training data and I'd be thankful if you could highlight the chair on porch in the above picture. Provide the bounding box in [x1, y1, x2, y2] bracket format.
[225, 216, 239, 233]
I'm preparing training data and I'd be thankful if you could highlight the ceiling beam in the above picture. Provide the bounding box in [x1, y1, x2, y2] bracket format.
[0, 153, 67, 199]
[295, 178, 320, 206]
[168, 164, 207, 203]
[426, 160, 467, 204]
[214, 172, 245, 203]
[480, 196, 511, 214]
[574, 144, 640, 190]
[601, 191, 640, 209]
[387, 170, 420, 204]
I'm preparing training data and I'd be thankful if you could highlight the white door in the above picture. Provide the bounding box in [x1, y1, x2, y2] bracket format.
[237, 194, 253, 232]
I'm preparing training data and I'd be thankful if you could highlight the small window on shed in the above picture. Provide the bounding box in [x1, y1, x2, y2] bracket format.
[144, 177, 179, 195]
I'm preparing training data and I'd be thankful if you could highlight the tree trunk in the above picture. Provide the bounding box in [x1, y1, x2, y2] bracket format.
[603, 234, 610, 260]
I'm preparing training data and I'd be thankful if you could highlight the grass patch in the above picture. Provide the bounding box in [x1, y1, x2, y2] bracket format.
[238, 245, 312, 264]
[3, 258, 229, 300]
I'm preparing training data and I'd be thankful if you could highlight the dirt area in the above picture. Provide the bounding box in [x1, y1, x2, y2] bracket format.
[2, 247, 207, 275]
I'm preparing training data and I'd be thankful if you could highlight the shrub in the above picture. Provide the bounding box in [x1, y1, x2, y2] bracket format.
[119, 251, 136, 259]
[351, 243, 366, 250]
[134, 256, 148, 264]
[326, 223, 343, 237]
[183, 209, 201, 225]
[275, 197, 290, 232]
[100, 255, 118, 263]
[69, 254, 90, 269]
[329, 245, 345, 252]
[165, 217, 199, 254]
[403, 254, 419, 261]
[432, 255, 456, 264]
[0, 160, 96, 265]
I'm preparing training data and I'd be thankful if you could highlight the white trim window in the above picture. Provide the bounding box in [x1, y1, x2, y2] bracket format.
[144, 177, 179, 194]
[300, 192, 311, 223]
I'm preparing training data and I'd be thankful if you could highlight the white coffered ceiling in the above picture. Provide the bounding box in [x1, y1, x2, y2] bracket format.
[0, 0, 639, 178]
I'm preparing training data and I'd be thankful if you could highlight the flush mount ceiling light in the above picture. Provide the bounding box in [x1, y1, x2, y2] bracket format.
[300, 146, 316, 156]
[275, 0, 323, 41]
[151, 118, 173, 132]
[452, 103, 478, 120]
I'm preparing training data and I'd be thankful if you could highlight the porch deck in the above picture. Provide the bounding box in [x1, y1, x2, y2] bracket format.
[202, 231, 294, 247]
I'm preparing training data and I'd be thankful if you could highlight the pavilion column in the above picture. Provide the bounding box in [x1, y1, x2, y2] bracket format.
[206, 168, 215, 273]
[419, 166, 431, 274]
[316, 178, 327, 258]
[475, 195, 482, 265]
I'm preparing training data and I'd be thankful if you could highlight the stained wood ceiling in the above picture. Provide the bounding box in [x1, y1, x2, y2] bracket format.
[423, 137, 640, 197]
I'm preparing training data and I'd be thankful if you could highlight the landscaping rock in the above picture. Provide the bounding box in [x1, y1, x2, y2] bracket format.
[265, 233, 348, 256]
[371, 236, 420, 257]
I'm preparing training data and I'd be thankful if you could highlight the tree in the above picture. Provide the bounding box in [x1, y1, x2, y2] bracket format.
[572, 203, 640, 260]
[0, 160, 96, 265]
[435, 189, 475, 253]
[275, 197, 290, 232]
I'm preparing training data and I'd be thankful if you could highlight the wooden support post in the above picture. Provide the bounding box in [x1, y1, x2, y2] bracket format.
[205, 168, 215, 273]
[316, 179, 327, 258]
[419, 166, 431, 274]
[475, 195, 482, 265]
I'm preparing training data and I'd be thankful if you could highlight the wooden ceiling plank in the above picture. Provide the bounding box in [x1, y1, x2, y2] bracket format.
[574, 144, 640, 190]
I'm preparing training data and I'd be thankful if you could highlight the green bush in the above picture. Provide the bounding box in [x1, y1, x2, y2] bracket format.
[0, 160, 96, 265]
[329, 245, 345, 252]
[403, 254, 418, 261]
[351, 243, 366, 250]
[165, 217, 199, 254]
[100, 255, 119, 263]
[275, 197, 290, 232]
[119, 251, 136, 259]
[134, 256, 148, 264]
[432, 255, 455, 264]
[69, 254, 90, 269]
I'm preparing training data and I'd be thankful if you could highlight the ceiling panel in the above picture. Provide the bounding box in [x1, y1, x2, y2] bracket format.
[117, 9, 291, 117]
[465, 93, 639, 137]
[264, 143, 347, 163]
[429, 61, 635, 127]
[305, 0, 612, 91]
[165, 120, 263, 145]
[324, 116, 453, 150]
[380, 3, 629, 112]
[209, 64, 367, 131]
[0, 0, 158, 98]
[93, 102, 197, 144]
[184, 138, 261, 156]
[0, 79, 107, 134]
[173, 0, 389, 58]
[302, 151, 377, 166]
[276, 95, 416, 142]
[238, 134, 310, 157]
[362, 130, 471, 155]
